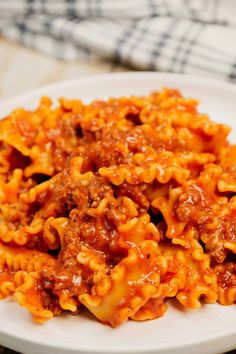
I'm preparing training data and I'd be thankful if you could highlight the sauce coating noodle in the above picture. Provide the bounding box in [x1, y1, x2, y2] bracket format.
[0, 88, 235, 326]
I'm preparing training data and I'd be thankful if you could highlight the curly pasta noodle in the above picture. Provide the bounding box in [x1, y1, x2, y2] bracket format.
[0, 87, 235, 326]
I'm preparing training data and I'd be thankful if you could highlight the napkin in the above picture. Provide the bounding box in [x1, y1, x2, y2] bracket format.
[0, 0, 236, 81]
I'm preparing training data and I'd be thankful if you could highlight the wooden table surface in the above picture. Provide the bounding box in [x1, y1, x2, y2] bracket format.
[0, 37, 235, 354]
[0, 37, 128, 101]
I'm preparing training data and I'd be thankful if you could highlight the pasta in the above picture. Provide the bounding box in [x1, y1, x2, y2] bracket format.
[0, 87, 235, 326]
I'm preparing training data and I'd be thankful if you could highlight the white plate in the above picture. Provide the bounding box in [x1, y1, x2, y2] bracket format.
[0, 72, 236, 354]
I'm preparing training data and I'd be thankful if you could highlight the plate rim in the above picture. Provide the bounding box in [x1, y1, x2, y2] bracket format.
[1, 304, 236, 354]
[1, 71, 236, 108]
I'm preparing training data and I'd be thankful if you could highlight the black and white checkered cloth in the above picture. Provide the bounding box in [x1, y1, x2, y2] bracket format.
[1, 0, 236, 82]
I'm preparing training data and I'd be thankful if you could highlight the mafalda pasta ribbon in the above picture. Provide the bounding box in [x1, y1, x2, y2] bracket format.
[0, 88, 234, 326]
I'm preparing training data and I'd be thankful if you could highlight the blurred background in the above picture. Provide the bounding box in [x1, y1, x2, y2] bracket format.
[0, 1, 236, 354]
[1, 0, 236, 100]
